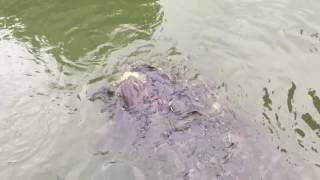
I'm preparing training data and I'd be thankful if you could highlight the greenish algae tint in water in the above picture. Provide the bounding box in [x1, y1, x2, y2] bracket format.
[0, 0, 163, 180]
[287, 82, 296, 113]
[0, 0, 162, 70]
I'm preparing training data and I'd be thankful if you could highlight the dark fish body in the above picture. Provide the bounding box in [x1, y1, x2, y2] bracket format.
[91, 65, 298, 180]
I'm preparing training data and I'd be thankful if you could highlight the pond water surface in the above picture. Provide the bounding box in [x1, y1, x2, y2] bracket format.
[1, 0, 320, 179]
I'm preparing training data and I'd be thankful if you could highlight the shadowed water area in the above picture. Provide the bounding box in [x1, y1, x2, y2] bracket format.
[1, 0, 320, 179]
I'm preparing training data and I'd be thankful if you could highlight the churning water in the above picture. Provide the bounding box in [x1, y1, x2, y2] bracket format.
[1, 0, 320, 179]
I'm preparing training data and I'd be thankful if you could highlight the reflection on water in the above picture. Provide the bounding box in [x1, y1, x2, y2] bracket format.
[0, 0, 162, 179]
[287, 82, 296, 113]
[308, 90, 320, 115]
[158, 0, 320, 177]
[0, 0, 162, 70]
[263, 87, 273, 111]
[302, 113, 320, 133]
[262, 81, 320, 169]
[1, 0, 320, 179]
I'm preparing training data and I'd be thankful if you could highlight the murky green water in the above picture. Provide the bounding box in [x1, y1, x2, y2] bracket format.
[1, 0, 320, 179]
